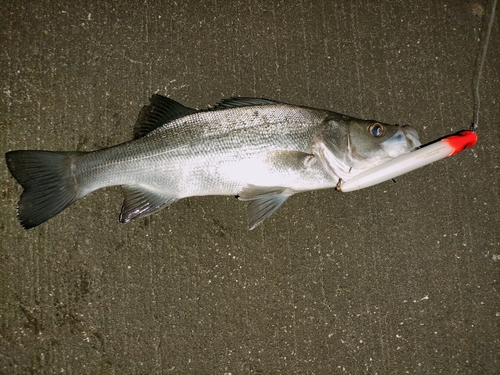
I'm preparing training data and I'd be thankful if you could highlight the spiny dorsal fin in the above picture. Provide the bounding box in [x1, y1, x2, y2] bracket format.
[209, 97, 283, 111]
[120, 185, 178, 223]
[134, 94, 197, 139]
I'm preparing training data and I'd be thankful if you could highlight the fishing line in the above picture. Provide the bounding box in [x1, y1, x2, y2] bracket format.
[471, 0, 497, 131]
[339, 4, 497, 193]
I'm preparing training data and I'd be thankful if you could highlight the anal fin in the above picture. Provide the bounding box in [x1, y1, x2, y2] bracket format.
[120, 185, 178, 223]
[238, 185, 295, 230]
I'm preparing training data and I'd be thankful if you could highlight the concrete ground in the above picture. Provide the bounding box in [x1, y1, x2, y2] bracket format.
[1, 1, 498, 373]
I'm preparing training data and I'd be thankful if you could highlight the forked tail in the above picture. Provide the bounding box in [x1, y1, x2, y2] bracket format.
[5, 150, 85, 229]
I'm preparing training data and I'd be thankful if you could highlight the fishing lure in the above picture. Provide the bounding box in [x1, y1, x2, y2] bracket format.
[338, 0, 496, 193]
[338, 131, 477, 192]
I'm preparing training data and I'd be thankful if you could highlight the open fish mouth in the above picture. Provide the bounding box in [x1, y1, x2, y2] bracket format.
[382, 125, 421, 158]
[400, 125, 421, 150]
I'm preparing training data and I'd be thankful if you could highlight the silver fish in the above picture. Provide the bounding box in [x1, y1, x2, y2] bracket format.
[5, 95, 420, 229]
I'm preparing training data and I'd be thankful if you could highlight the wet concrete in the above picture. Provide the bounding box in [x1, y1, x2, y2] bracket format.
[1, 1, 498, 373]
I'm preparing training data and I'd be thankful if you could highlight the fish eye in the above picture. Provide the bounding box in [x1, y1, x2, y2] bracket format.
[368, 122, 384, 137]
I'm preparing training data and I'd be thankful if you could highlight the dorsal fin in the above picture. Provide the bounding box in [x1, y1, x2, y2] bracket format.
[209, 97, 283, 111]
[134, 94, 197, 139]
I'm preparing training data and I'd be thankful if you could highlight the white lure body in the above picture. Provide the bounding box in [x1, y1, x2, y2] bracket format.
[339, 130, 477, 192]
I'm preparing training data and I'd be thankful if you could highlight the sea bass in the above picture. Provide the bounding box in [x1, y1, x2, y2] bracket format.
[5, 94, 420, 230]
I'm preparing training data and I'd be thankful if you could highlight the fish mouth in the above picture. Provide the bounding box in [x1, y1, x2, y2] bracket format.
[400, 125, 421, 151]
[381, 125, 421, 158]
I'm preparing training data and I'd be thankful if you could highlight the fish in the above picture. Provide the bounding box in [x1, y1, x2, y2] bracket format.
[5, 94, 421, 230]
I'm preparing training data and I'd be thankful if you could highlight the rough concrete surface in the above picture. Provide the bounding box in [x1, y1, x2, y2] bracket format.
[1, 1, 498, 374]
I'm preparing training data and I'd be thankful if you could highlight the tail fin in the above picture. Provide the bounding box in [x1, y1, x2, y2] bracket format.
[5, 150, 84, 229]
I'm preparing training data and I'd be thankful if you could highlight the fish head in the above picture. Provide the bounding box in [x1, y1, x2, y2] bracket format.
[346, 119, 421, 164]
[314, 117, 421, 180]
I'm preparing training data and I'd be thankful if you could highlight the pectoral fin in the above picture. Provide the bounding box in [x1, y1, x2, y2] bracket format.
[238, 185, 294, 230]
[120, 185, 178, 223]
